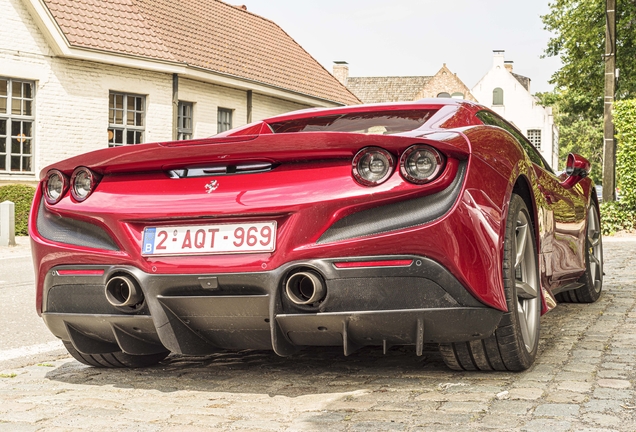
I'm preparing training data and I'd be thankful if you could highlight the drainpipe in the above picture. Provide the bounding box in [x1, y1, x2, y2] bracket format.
[247, 90, 253, 124]
[172, 74, 179, 141]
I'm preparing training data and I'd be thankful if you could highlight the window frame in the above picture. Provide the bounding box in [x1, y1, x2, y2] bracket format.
[177, 101, 193, 140]
[0, 77, 35, 174]
[217, 107, 233, 133]
[492, 87, 504, 106]
[108, 92, 146, 147]
[527, 129, 542, 151]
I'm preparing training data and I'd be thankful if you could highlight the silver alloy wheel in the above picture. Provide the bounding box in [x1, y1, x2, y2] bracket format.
[437, 194, 540, 371]
[514, 211, 540, 352]
[587, 205, 603, 293]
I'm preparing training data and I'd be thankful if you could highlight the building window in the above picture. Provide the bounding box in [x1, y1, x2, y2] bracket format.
[451, 92, 464, 99]
[0, 78, 34, 173]
[527, 129, 542, 150]
[108, 92, 145, 147]
[178, 101, 193, 140]
[493, 87, 504, 106]
[218, 108, 233, 133]
[437, 92, 451, 98]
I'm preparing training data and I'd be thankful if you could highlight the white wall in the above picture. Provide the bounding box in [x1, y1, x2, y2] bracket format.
[472, 52, 559, 169]
[179, 78, 248, 138]
[179, 79, 310, 139]
[251, 92, 309, 121]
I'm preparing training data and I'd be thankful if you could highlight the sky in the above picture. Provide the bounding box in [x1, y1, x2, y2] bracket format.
[244, 0, 562, 94]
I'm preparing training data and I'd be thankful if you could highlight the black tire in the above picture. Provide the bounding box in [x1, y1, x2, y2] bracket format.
[439, 193, 541, 371]
[555, 198, 603, 303]
[63, 342, 169, 368]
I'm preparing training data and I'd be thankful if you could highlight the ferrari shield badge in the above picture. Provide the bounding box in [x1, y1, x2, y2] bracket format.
[205, 180, 219, 193]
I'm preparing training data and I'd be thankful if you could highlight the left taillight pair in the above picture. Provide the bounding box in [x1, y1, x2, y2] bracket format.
[44, 167, 100, 204]
[352, 145, 444, 187]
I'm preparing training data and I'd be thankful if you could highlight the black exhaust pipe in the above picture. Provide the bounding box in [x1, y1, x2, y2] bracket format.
[285, 271, 326, 305]
[105, 275, 143, 307]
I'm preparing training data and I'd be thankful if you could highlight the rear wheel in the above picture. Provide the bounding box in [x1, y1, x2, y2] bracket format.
[556, 199, 603, 303]
[439, 193, 541, 371]
[63, 342, 169, 368]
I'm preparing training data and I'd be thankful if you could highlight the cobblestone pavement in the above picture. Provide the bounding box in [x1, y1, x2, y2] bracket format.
[1, 237, 636, 431]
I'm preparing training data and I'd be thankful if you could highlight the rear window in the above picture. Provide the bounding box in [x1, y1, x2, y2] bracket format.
[268, 109, 437, 135]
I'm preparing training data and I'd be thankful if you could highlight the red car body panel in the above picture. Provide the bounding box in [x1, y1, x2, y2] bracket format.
[29, 99, 593, 358]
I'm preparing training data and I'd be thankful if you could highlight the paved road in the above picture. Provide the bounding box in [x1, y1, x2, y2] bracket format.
[0, 237, 66, 370]
[0, 236, 635, 431]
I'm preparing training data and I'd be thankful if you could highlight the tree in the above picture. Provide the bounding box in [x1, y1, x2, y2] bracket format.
[536, 90, 604, 182]
[540, 1, 636, 182]
[542, 0, 636, 117]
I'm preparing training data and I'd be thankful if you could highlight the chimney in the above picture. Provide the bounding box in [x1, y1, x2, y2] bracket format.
[333, 61, 349, 85]
[234, 5, 247, 10]
[493, 50, 505, 69]
[504, 61, 514, 72]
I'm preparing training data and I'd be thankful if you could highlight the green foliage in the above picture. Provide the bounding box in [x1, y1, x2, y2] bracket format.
[600, 201, 636, 235]
[598, 100, 636, 234]
[542, 1, 636, 230]
[542, 0, 636, 117]
[614, 99, 636, 209]
[536, 90, 603, 182]
[0, 184, 36, 236]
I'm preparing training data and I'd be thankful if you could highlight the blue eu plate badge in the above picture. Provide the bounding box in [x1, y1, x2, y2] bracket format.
[142, 228, 156, 254]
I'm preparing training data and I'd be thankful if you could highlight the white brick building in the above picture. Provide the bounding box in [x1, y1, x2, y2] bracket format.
[0, 0, 359, 185]
[472, 51, 559, 169]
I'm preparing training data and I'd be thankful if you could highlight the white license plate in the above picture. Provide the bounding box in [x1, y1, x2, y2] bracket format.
[141, 222, 277, 256]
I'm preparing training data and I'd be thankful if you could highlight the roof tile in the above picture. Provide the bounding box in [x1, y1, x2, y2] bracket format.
[41, 0, 359, 105]
[512, 72, 531, 92]
[346, 76, 433, 104]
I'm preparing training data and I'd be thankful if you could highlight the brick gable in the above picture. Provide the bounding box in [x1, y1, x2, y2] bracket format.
[346, 76, 433, 104]
[415, 65, 477, 101]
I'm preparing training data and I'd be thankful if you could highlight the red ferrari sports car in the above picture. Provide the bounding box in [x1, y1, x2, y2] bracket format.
[29, 99, 603, 371]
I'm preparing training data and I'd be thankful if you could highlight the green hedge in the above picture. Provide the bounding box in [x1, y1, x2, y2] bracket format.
[600, 100, 636, 235]
[0, 184, 36, 236]
[614, 100, 636, 210]
[600, 201, 636, 236]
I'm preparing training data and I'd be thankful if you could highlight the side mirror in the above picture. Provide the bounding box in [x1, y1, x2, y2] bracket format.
[561, 153, 590, 189]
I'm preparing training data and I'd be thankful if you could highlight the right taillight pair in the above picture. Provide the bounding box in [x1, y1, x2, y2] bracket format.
[352, 145, 444, 187]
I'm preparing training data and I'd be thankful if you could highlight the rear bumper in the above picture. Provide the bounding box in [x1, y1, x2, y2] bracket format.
[42, 256, 503, 357]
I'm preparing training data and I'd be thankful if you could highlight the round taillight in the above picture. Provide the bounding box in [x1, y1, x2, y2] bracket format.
[352, 147, 395, 186]
[44, 170, 68, 204]
[71, 167, 100, 202]
[399, 145, 444, 184]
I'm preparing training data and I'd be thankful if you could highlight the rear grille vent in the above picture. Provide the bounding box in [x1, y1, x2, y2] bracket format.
[168, 162, 276, 178]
